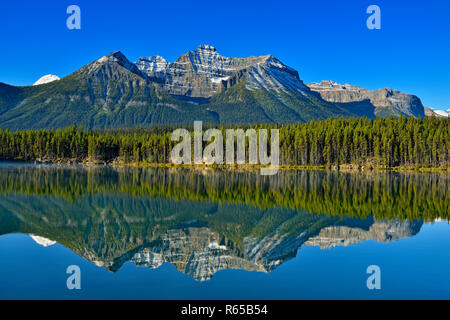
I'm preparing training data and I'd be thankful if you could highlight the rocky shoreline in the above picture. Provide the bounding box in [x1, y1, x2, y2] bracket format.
[26, 158, 450, 173]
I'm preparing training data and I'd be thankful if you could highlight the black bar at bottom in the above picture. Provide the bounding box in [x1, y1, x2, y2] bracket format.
[1, 300, 448, 318]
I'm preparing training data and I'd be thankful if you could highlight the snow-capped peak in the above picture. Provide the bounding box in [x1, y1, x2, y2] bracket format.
[433, 109, 449, 117]
[134, 45, 309, 98]
[197, 44, 217, 52]
[33, 74, 60, 86]
[29, 235, 57, 247]
[135, 56, 168, 74]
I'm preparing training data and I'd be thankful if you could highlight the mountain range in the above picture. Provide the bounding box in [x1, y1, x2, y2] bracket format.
[0, 45, 427, 130]
[0, 164, 444, 281]
[1, 188, 423, 282]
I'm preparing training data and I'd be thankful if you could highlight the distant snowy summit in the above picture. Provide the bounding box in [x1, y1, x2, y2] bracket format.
[432, 109, 449, 117]
[33, 74, 60, 86]
[424, 107, 449, 118]
[29, 234, 56, 247]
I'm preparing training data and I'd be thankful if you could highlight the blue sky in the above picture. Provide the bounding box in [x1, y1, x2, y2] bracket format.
[0, 0, 449, 109]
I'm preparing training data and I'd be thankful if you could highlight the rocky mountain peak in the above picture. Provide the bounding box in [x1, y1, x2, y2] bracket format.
[308, 80, 364, 92]
[130, 226, 266, 281]
[95, 51, 129, 65]
[0, 46, 429, 130]
[83, 51, 144, 77]
[134, 45, 309, 99]
[305, 219, 423, 249]
[196, 44, 217, 52]
[307, 80, 425, 118]
[135, 55, 168, 75]
[92, 218, 422, 281]
[175, 44, 225, 65]
[108, 50, 125, 58]
[105, 51, 135, 68]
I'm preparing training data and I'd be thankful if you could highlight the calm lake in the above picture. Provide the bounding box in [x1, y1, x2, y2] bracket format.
[0, 162, 448, 299]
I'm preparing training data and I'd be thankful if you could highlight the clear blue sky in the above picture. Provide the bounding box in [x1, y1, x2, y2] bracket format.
[1, 0, 449, 109]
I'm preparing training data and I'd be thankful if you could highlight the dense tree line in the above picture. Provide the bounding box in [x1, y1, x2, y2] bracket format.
[279, 116, 448, 168]
[0, 116, 448, 168]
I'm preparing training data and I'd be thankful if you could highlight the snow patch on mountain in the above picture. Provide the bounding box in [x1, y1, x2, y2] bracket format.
[30, 235, 57, 247]
[210, 76, 230, 84]
[426, 107, 449, 117]
[135, 56, 168, 75]
[433, 109, 449, 117]
[33, 74, 60, 86]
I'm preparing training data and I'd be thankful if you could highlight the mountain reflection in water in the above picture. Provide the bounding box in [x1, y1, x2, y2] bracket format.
[0, 163, 447, 281]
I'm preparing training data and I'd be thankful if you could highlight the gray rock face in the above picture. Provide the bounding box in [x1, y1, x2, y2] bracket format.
[129, 225, 311, 281]
[84, 51, 146, 78]
[243, 231, 308, 272]
[130, 227, 266, 281]
[305, 219, 423, 249]
[127, 218, 421, 281]
[307, 80, 425, 118]
[135, 44, 310, 99]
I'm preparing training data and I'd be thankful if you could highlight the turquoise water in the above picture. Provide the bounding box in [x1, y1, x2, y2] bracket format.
[0, 163, 448, 299]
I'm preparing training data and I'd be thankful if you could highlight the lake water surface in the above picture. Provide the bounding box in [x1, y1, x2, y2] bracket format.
[0, 163, 448, 299]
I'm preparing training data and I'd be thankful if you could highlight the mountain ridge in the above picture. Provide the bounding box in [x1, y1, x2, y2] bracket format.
[307, 80, 426, 118]
[0, 46, 426, 129]
[0, 189, 423, 281]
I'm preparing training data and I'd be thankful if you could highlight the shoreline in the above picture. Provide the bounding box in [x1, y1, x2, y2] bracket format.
[5, 158, 447, 173]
